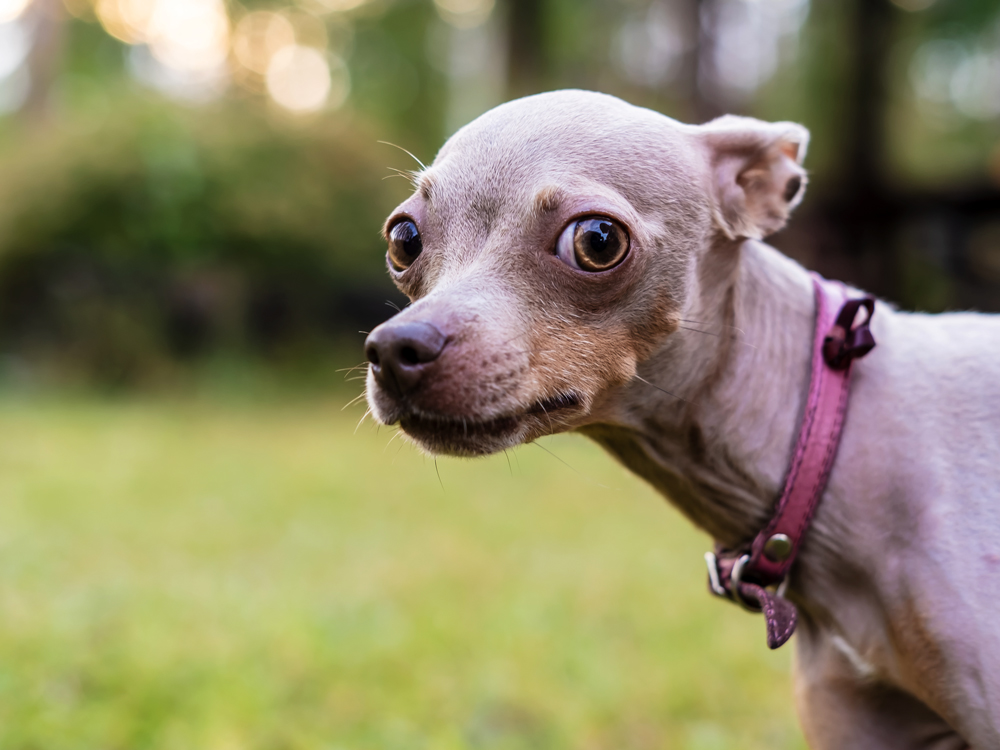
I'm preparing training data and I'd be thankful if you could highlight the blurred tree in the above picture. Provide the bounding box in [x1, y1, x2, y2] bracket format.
[21, 0, 66, 120]
[0, 97, 403, 384]
[505, 0, 545, 99]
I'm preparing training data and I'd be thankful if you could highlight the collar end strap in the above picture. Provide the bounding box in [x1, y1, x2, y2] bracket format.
[704, 275, 876, 649]
[705, 551, 797, 649]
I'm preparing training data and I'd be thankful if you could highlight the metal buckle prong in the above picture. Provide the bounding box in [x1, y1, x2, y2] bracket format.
[704, 551, 727, 598]
[729, 554, 758, 613]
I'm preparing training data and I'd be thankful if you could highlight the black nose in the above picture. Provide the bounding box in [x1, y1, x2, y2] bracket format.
[365, 321, 447, 397]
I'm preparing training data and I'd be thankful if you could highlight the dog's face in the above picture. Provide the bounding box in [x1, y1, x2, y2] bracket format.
[365, 90, 808, 456]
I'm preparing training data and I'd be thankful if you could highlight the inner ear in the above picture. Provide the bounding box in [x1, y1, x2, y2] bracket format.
[783, 175, 803, 203]
[702, 116, 810, 241]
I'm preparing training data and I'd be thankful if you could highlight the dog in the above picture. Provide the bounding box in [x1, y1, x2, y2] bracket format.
[363, 90, 1000, 749]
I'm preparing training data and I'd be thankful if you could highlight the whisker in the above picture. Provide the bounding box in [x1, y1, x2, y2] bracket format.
[342, 391, 367, 411]
[377, 140, 428, 171]
[336, 362, 368, 374]
[503, 449, 513, 477]
[386, 299, 402, 312]
[497, 330, 534, 348]
[679, 319, 747, 337]
[355, 407, 373, 433]
[384, 167, 420, 187]
[384, 429, 403, 453]
[535, 401, 554, 432]
[531, 441, 613, 490]
[679, 325, 758, 350]
[633, 374, 694, 405]
[679, 324, 721, 338]
[532, 441, 574, 471]
[434, 457, 444, 492]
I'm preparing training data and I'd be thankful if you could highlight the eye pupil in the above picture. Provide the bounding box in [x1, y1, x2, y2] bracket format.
[388, 220, 422, 270]
[573, 217, 628, 271]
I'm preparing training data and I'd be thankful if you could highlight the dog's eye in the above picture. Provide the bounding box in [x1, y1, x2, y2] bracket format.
[387, 219, 422, 271]
[556, 216, 629, 272]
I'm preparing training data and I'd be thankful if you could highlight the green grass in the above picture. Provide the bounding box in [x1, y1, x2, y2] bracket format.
[0, 395, 807, 750]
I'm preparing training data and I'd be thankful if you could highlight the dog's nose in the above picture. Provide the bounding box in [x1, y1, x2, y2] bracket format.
[365, 321, 447, 397]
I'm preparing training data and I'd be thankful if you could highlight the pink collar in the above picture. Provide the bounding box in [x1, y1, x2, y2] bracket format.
[706, 274, 876, 648]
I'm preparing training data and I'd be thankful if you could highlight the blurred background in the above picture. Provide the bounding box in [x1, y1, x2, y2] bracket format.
[0, 0, 999, 385]
[0, 0, 998, 748]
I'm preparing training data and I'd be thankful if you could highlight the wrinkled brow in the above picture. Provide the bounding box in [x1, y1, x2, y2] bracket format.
[417, 172, 434, 201]
[531, 185, 565, 217]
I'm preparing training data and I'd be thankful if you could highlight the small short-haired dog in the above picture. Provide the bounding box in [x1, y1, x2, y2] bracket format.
[365, 90, 1000, 749]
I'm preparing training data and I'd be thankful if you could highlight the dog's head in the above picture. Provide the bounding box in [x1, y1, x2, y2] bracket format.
[365, 90, 808, 456]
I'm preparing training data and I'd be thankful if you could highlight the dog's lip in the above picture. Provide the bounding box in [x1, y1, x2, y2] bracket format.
[523, 392, 581, 416]
[397, 392, 581, 431]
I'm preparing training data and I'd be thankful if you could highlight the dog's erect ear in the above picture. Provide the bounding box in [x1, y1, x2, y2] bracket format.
[700, 115, 809, 241]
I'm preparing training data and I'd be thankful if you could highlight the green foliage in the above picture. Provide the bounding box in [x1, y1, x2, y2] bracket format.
[0, 97, 404, 384]
[0, 396, 807, 749]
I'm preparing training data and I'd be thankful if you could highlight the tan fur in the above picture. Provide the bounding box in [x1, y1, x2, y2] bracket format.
[532, 185, 564, 215]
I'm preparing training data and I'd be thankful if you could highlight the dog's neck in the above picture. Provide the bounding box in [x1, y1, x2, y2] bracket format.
[583, 239, 819, 550]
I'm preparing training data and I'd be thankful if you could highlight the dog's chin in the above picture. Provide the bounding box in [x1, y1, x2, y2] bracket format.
[398, 412, 529, 457]
[371, 392, 582, 457]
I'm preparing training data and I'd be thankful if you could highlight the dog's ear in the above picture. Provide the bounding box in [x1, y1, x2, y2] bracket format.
[700, 115, 809, 241]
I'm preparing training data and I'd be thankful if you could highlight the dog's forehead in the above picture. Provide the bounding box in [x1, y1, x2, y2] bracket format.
[425, 91, 703, 218]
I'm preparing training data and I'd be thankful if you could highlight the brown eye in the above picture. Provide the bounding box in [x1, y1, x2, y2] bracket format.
[387, 219, 422, 271]
[556, 216, 629, 272]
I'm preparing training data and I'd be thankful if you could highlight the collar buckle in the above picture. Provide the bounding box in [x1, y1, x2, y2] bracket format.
[705, 551, 789, 613]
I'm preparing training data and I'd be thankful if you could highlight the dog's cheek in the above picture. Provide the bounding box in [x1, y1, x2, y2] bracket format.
[527, 323, 639, 411]
[628, 296, 681, 362]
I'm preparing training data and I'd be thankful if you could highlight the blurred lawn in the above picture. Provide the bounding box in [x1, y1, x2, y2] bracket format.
[0, 393, 807, 750]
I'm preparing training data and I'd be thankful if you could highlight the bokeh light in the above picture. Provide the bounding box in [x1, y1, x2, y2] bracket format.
[233, 11, 296, 76]
[232, 8, 345, 112]
[0, 19, 31, 80]
[60, 0, 94, 20]
[0, 0, 31, 23]
[94, 0, 230, 73]
[910, 36, 1000, 122]
[286, 8, 329, 51]
[312, 0, 369, 12]
[94, 0, 145, 44]
[147, 0, 230, 73]
[266, 46, 344, 113]
[433, 0, 495, 29]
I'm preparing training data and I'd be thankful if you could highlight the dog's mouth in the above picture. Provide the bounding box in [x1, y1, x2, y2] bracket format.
[397, 392, 581, 456]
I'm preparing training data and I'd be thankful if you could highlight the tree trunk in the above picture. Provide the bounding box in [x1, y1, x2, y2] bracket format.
[20, 0, 66, 122]
[504, 0, 545, 100]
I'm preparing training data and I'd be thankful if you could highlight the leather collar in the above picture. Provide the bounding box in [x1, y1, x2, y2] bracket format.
[706, 273, 876, 648]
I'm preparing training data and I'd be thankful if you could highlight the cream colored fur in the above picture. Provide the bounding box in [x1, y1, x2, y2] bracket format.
[365, 90, 1000, 749]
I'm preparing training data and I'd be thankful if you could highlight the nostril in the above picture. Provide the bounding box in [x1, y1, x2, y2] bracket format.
[399, 346, 419, 366]
[366, 321, 446, 396]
